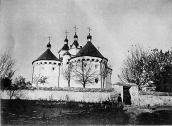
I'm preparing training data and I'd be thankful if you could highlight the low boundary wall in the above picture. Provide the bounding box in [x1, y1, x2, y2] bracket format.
[0, 89, 117, 103]
[137, 91, 172, 107]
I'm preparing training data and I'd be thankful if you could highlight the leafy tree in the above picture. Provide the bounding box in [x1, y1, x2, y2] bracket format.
[147, 49, 172, 91]
[4, 76, 30, 99]
[0, 77, 12, 90]
[120, 45, 172, 91]
[13, 76, 31, 89]
[72, 60, 99, 88]
[120, 45, 148, 90]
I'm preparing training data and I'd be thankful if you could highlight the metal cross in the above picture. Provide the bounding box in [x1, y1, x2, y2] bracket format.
[48, 36, 51, 43]
[65, 30, 69, 37]
[88, 27, 92, 33]
[74, 25, 78, 32]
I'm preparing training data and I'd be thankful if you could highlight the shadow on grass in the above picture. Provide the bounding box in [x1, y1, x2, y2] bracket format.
[1, 99, 129, 125]
[136, 110, 172, 125]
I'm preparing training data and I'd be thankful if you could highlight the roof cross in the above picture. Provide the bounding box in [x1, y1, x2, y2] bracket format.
[88, 27, 92, 33]
[48, 36, 51, 43]
[74, 25, 78, 32]
[65, 30, 69, 38]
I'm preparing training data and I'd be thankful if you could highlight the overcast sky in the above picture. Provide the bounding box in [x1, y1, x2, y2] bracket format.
[0, 0, 172, 83]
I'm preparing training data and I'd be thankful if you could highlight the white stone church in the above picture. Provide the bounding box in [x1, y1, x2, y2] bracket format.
[32, 29, 112, 89]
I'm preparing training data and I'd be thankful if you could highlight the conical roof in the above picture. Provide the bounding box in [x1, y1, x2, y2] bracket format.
[32, 49, 60, 64]
[71, 40, 79, 48]
[75, 41, 105, 59]
[61, 44, 69, 50]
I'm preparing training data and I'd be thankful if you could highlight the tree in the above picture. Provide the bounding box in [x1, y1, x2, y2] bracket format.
[4, 76, 30, 99]
[0, 77, 12, 90]
[62, 63, 73, 87]
[120, 45, 148, 90]
[147, 49, 172, 91]
[120, 45, 172, 91]
[0, 52, 15, 79]
[0, 52, 15, 90]
[72, 60, 99, 88]
[33, 74, 47, 87]
[13, 76, 31, 89]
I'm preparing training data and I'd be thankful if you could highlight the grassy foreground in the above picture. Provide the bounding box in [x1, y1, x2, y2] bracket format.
[1, 99, 128, 125]
[1, 99, 172, 125]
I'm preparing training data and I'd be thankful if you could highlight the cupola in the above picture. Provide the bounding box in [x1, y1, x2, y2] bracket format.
[87, 27, 92, 42]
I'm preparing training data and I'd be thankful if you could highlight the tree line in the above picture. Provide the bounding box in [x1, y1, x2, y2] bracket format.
[119, 45, 172, 92]
[0, 52, 31, 99]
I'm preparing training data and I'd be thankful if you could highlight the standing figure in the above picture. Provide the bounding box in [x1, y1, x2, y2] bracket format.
[117, 94, 123, 110]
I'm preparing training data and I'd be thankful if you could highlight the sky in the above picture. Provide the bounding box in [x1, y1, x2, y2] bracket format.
[0, 0, 172, 83]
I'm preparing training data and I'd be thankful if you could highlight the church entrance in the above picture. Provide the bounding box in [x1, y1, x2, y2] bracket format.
[123, 86, 131, 105]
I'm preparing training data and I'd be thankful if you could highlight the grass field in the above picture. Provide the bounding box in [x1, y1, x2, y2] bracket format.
[1, 99, 172, 125]
[1, 99, 128, 125]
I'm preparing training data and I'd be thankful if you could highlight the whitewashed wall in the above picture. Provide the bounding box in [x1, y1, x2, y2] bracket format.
[112, 84, 123, 101]
[129, 85, 172, 107]
[0, 90, 115, 103]
[130, 86, 139, 105]
[138, 95, 172, 107]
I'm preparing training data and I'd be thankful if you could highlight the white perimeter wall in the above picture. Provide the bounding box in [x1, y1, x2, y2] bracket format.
[138, 95, 172, 107]
[0, 90, 115, 103]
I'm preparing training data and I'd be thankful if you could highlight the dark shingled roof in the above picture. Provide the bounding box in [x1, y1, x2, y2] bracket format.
[61, 44, 69, 50]
[58, 44, 69, 53]
[32, 49, 60, 64]
[63, 51, 71, 56]
[75, 41, 105, 59]
[71, 40, 79, 48]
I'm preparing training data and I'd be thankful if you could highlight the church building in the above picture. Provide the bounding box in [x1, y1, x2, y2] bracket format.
[32, 28, 112, 89]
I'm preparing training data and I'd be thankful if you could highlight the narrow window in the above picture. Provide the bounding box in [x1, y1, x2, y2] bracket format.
[84, 62, 87, 67]
[95, 78, 98, 83]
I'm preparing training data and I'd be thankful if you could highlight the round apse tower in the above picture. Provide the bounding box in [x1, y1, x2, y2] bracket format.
[32, 41, 61, 88]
